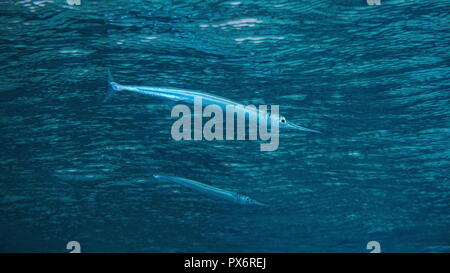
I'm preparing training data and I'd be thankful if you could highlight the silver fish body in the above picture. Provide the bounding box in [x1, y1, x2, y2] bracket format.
[105, 72, 320, 133]
[153, 174, 268, 206]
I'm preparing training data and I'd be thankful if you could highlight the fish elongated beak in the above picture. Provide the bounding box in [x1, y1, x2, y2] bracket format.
[253, 200, 269, 207]
[286, 123, 321, 134]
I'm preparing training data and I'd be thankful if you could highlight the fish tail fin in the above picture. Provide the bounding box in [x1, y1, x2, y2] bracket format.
[101, 69, 118, 103]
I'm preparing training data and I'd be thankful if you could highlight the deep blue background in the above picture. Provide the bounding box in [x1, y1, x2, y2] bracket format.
[0, 0, 449, 252]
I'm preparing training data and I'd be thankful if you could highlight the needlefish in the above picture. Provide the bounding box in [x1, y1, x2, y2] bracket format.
[153, 174, 268, 206]
[103, 71, 320, 133]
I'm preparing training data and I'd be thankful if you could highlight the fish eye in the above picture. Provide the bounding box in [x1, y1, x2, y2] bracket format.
[280, 117, 286, 124]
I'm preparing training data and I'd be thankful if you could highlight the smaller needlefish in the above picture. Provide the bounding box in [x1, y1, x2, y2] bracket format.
[153, 174, 268, 206]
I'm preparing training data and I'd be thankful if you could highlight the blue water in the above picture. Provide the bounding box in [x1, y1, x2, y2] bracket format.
[0, 0, 449, 253]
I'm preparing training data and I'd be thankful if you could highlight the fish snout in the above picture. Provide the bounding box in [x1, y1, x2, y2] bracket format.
[286, 122, 321, 134]
[252, 200, 269, 207]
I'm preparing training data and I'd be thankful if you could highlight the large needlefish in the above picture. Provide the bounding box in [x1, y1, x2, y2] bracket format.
[103, 71, 320, 134]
